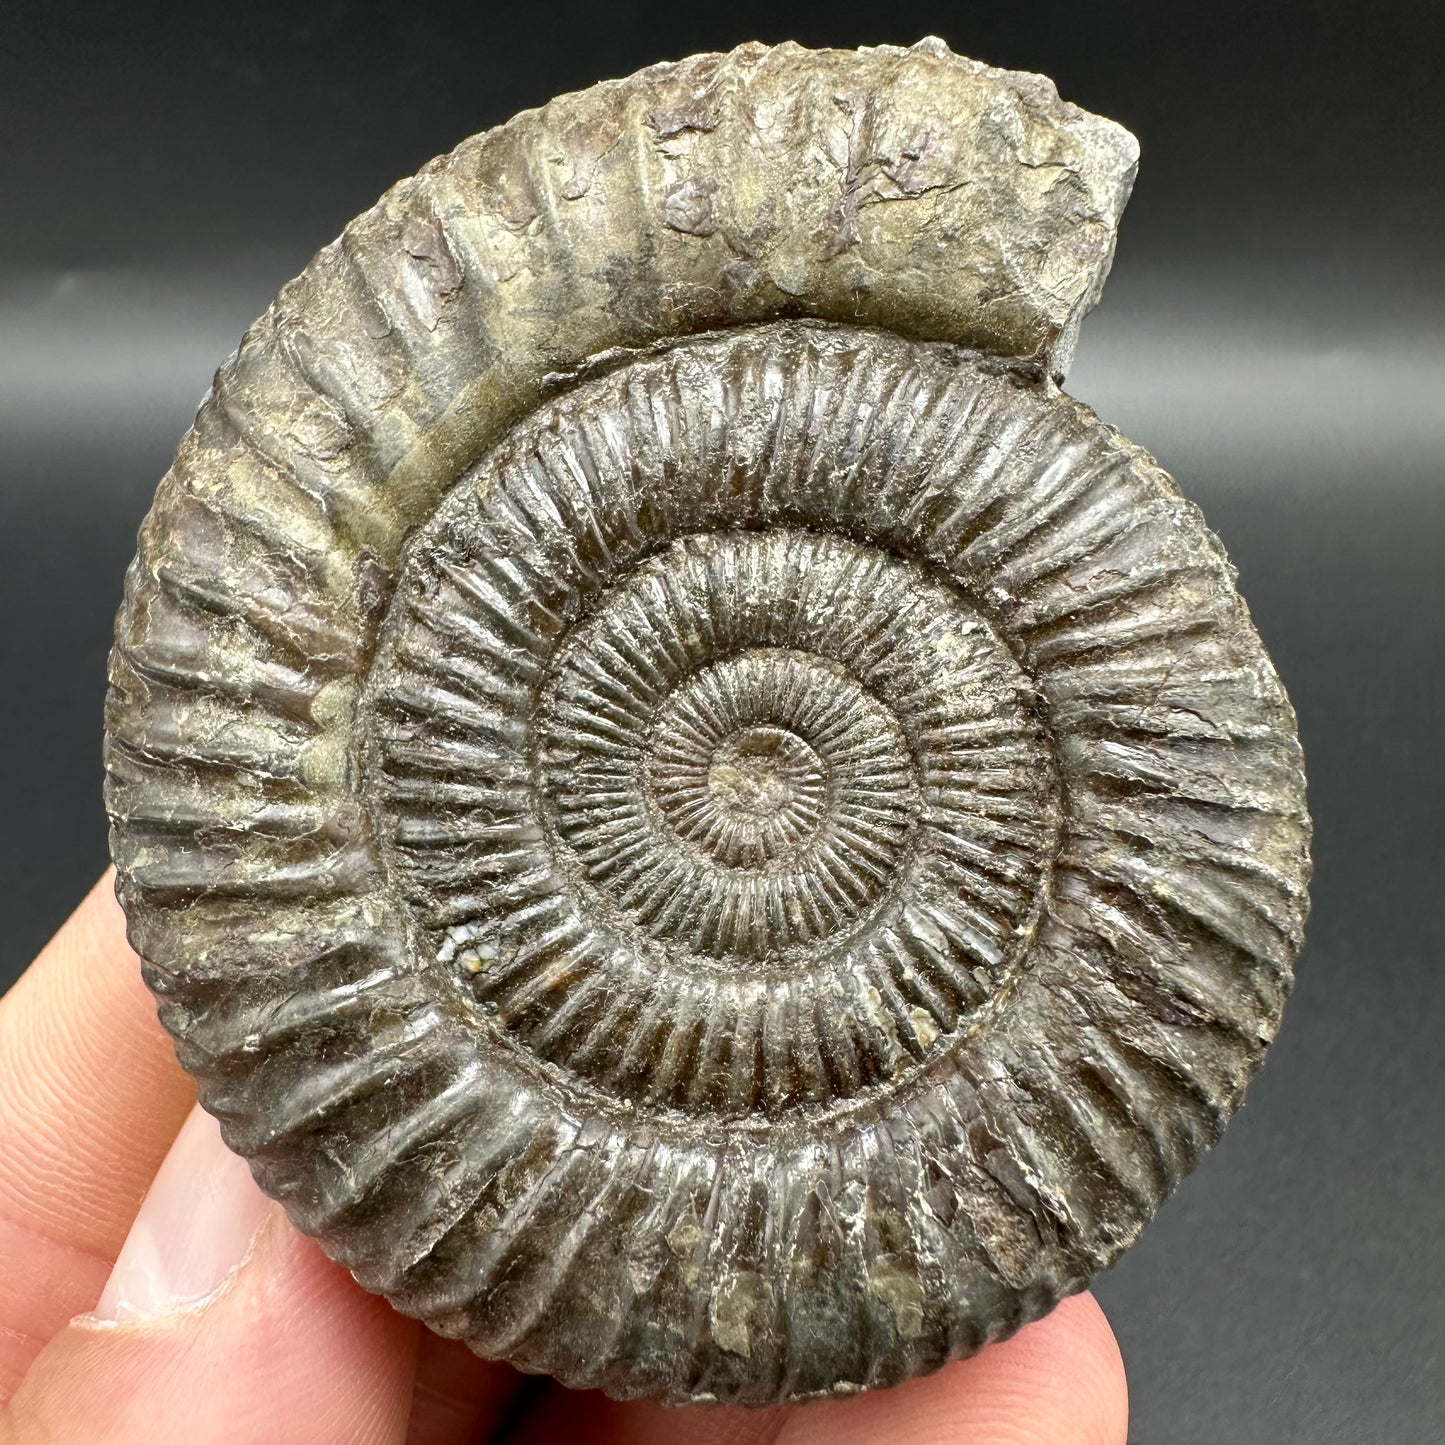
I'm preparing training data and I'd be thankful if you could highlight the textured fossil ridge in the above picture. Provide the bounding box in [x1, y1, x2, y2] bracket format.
[103, 38, 1310, 1405]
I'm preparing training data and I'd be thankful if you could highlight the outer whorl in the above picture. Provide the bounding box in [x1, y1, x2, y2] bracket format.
[103, 39, 1310, 1405]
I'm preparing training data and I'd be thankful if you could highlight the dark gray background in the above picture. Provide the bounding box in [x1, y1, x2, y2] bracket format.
[2, 2, 1441, 1440]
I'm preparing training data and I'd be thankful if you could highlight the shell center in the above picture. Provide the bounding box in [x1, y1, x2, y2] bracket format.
[708, 726, 816, 820]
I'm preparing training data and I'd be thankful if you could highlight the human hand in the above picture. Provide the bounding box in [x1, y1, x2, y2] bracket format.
[0, 874, 1127, 1443]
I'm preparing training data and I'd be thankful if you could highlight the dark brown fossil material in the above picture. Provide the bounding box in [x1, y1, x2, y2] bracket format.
[103, 39, 1311, 1405]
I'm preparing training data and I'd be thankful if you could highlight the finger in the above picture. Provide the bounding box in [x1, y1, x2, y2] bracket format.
[404, 1331, 528, 1445]
[1, 1103, 419, 1445]
[508, 1385, 785, 1445]
[775, 1293, 1127, 1445]
[508, 1292, 1125, 1445]
[0, 870, 194, 1396]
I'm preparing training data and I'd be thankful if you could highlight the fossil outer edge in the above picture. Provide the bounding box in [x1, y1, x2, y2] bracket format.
[103, 39, 1310, 1406]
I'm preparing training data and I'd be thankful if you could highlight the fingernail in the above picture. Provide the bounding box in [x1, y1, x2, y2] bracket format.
[94, 1103, 273, 1323]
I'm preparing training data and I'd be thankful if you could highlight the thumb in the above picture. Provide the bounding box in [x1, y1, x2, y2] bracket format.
[2, 1105, 418, 1445]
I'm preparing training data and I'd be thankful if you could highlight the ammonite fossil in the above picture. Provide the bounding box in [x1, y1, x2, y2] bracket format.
[104, 39, 1311, 1405]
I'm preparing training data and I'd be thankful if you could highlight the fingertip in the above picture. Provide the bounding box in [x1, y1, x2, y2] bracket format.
[997, 1292, 1128, 1445]
[776, 1293, 1127, 1445]
[70, 867, 128, 949]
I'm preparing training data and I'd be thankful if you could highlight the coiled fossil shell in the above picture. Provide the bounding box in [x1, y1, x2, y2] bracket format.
[104, 38, 1311, 1405]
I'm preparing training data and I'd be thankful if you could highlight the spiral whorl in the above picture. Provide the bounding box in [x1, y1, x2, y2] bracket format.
[371, 437, 1061, 1115]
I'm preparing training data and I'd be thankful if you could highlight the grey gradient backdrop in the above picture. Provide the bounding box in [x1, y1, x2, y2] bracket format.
[1, 3, 1441, 1440]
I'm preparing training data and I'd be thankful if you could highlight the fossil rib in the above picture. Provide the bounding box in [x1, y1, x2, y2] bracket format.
[103, 38, 1310, 1405]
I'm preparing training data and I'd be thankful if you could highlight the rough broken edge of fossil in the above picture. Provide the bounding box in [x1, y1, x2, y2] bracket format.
[229, 36, 1136, 551]
[98, 40, 1308, 1408]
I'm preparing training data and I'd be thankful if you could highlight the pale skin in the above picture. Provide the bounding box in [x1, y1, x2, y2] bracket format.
[0, 874, 1128, 1444]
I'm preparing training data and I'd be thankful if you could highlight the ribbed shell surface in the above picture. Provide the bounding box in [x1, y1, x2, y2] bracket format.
[103, 39, 1309, 1405]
